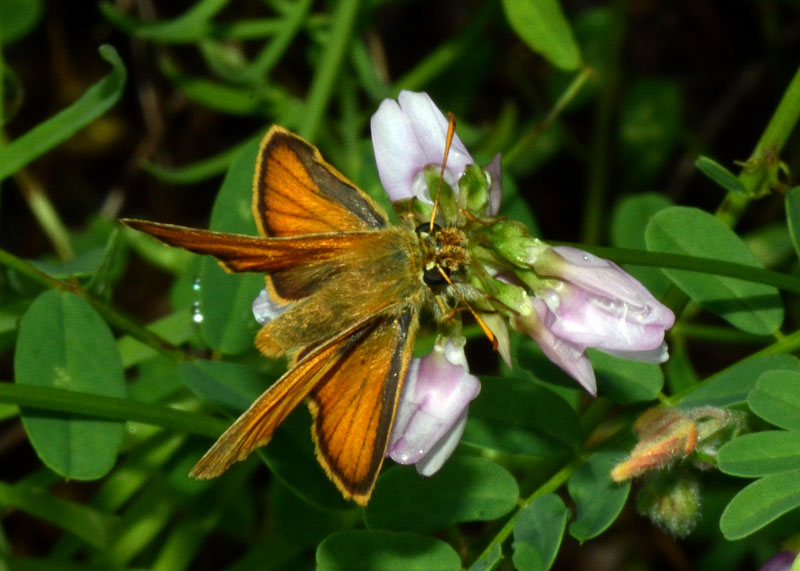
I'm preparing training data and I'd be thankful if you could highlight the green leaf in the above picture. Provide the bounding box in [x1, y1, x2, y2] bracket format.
[748, 370, 800, 430]
[263, 409, 351, 511]
[619, 79, 682, 186]
[568, 450, 630, 541]
[720, 472, 800, 540]
[785, 186, 800, 261]
[366, 457, 519, 533]
[142, 134, 259, 184]
[178, 360, 275, 415]
[463, 375, 581, 456]
[610, 192, 673, 296]
[199, 137, 264, 354]
[14, 291, 126, 479]
[0, 0, 43, 44]
[646, 206, 784, 335]
[590, 350, 664, 404]
[30, 248, 106, 278]
[501, 0, 582, 71]
[678, 354, 800, 409]
[317, 530, 461, 571]
[0, 45, 126, 182]
[117, 309, 196, 368]
[718, 431, 800, 477]
[695, 156, 747, 194]
[512, 494, 569, 571]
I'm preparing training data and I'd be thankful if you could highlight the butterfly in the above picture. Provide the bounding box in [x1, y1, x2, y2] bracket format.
[123, 124, 493, 505]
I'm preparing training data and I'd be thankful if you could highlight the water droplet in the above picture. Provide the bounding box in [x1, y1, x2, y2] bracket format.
[192, 278, 204, 324]
[192, 306, 204, 324]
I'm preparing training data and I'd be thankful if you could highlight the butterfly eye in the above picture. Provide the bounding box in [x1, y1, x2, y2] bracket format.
[414, 222, 441, 236]
[423, 264, 448, 287]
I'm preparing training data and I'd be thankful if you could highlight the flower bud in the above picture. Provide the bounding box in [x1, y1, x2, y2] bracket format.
[611, 407, 698, 482]
[387, 341, 480, 476]
[637, 472, 702, 537]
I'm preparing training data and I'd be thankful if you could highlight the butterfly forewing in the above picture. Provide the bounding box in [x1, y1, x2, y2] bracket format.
[254, 127, 387, 238]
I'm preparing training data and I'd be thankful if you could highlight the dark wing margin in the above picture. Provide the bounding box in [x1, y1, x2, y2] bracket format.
[253, 126, 388, 238]
[308, 309, 418, 505]
[189, 317, 379, 479]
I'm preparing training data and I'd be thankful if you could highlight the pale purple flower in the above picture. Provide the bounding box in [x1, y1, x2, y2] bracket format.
[388, 341, 480, 476]
[515, 299, 598, 394]
[517, 246, 675, 394]
[533, 246, 674, 360]
[370, 90, 501, 214]
[759, 552, 798, 571]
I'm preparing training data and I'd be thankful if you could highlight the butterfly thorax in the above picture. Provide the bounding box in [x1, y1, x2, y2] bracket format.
[414, 223, 468, 288]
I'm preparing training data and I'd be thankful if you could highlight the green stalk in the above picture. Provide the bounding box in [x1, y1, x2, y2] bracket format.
[582, 0, 627, 245]
[717, 64, 800, 228]
[504, 65, 594, 170]
[0, 383, 226, 438]
[298, 0, 360, 141]
[0, 246, 184, 361]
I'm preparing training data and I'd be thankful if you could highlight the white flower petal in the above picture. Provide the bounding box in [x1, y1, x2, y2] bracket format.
[370, 90, 474, 203]
[252, 287, 289, 325]
[602, 342, 670, 364]
[415, 410, 469, 476]
[387, 341, 480, 473]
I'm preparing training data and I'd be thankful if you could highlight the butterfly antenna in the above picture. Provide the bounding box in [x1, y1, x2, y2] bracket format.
[429, 113, 457, 232]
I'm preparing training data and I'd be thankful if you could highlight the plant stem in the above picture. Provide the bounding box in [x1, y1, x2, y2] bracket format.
[717, 63, 800, 228]
[298, 0, 359, 141]
[0, 383, 226, 438]
[0, 246, 184, 361]
[470, 458, 581, 567]
[583, 0, 627, 245]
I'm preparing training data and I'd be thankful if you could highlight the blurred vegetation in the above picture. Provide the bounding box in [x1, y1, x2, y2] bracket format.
[1, 1, 800, 570]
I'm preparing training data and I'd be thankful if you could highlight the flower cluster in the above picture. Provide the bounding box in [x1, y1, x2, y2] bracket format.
[254, 90, 675, 478]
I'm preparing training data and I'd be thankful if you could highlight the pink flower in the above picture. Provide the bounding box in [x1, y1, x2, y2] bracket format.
[387, 342, 480, 476]
[370, 90, 501, 214]
[518, 246, 675, 395]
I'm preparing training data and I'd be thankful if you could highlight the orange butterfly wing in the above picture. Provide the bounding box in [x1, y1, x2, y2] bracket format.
[253, 126, 388, 238]
[254, 127, 395, 304]
[189, 316, 379, 479]
[121, 219, 382, 274]
[190, 309, 418, 505]
[309, 310, 418, 505]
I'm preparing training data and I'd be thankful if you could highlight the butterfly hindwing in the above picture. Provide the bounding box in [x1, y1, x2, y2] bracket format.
[189, 317, 382, 479]
[308, 309, 418, 505]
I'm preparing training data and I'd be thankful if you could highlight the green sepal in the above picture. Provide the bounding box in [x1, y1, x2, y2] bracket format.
[484, 219, 538, 267]
[423, 166, 458, 223]
[460, 164, 491, 215]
